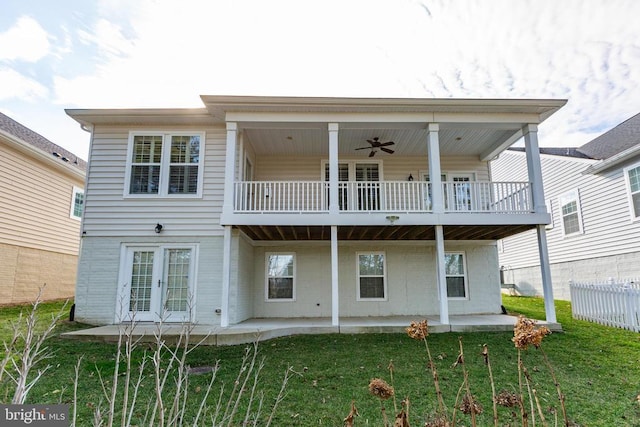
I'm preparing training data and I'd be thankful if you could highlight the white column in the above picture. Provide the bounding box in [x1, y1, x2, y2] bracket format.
[536, 225, 557, 323]
[222, 122, 238, 218]
[331, 225, 339, 326]
[328, 123, 339, 215]
[523, 124, 546, 214]
[427, 123, 444, 213]
[435, 225, 449, 324]
[220, 225, 232, 327]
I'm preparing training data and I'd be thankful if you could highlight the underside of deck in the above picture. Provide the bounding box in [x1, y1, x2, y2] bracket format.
[62, 314, 562, 346]
[236, 223, 537, 241]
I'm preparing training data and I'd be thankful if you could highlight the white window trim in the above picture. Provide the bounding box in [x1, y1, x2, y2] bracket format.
[116, 243, 199, 323]
[70, 186, 84, 220]
[558, 189, 584, 236]
[265, 252, 296, 302]
[124, 131, 205, 198]
[445, 251, 469, 300]
[623, 161, 640, 222]
[321, 159, 384, 181]
[545, 198, 554, 230]
[356, 251, 388, 301]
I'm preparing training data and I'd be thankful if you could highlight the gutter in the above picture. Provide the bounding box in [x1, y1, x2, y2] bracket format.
[582, 144, 640, 174]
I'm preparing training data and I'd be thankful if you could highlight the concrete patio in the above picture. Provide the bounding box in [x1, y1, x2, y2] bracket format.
[61, 314, 562, 346]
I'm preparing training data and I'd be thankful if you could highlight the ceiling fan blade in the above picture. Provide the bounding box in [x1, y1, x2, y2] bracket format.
[378, 141, 395, 147]
[355, 147, 371, 150]
[368, 150, 376, 157]
[380, 147, 395, 154]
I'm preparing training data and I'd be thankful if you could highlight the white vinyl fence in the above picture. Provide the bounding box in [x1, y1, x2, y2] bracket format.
[570, 279, 640, 332]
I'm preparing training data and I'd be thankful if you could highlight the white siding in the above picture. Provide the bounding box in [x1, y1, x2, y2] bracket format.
[493, 151, 640, 268]
[250, 242, 500, 318]
[83, 125, 227, 237]
[75, 236, 224, 325]
[255, 155, 490, 181]
[492, 151, 640, 299]
[233, 233, 255, 323]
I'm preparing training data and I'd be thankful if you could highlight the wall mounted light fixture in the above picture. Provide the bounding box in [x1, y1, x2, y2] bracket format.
[385, 215, 400, 225]
[154, 223, 163, 233]
[408, 174, 414, 181]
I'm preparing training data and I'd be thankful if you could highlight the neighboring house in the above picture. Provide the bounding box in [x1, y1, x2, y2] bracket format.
[0, 112, 86, 304]
[65, 95, 565, 327]
[491, 113, 640, 300]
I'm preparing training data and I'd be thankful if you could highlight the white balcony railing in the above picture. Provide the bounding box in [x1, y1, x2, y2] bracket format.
[233, 181, 532, 214]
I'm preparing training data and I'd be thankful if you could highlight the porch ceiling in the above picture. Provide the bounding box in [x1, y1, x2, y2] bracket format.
[236, 224, 535, 241]
[243, 127, 517, 158]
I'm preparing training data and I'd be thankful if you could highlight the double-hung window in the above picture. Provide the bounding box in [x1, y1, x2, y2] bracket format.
[357, 252, 386, 300]
[266, 253, 295, 301]
[125, 132, 204, 197]
[70, 186, 84, 219]
[624, 163, 640, 220]
[558, 189, 583, 235]
[445, 252, 468, 299]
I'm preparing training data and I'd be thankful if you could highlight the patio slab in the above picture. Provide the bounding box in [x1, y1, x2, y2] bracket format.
[61, 314, 562, 346]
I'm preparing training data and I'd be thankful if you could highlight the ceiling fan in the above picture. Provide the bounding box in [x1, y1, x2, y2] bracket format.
[355, 137, 395, 157]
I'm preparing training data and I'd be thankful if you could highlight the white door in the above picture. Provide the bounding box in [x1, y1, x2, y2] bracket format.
[120, 246, 196, 322]
[447, 173, 475, 211]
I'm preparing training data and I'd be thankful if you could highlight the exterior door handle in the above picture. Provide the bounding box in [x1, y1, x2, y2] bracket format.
[158, 279, 161, 288]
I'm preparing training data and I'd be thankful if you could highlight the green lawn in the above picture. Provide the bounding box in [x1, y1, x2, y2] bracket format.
[1, 296, 639, 426]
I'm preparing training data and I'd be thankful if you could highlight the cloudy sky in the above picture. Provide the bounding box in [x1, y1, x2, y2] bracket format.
[1, 0, 639, 160]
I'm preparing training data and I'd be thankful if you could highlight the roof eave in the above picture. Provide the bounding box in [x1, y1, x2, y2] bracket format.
[583, 144, 640, 174]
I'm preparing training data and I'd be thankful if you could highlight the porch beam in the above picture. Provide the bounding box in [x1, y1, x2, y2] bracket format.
[537, 225, 557, 322]
[331, 225, 339, 326]
[427, 123, 444, 214]
[435, 225, 449, 324]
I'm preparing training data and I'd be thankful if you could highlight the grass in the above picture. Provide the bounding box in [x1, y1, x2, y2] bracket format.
[1, 296, 639, 426]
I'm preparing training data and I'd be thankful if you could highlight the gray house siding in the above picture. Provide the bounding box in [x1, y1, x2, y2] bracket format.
[491, 150, 640, 299]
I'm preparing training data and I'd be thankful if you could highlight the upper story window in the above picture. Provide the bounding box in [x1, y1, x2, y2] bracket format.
[624, 162, 640, 220]
[70, 186, 84, 219]
[445, 252, 468, 299]
[558, 189, 583, 235]
[125, 132, 204, 197]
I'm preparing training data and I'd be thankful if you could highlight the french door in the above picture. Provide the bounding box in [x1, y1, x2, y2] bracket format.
[119, 245, 196, 322]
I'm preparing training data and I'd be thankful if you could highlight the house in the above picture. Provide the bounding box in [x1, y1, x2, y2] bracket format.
[0, 112, 86, 304]
[491, 113, 640, 300]
[65, 95, 565, 329]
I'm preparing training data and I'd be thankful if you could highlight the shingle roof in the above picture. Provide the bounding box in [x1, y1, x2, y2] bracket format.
[577, 112, 640, 160]
[0, 112, 86, 172]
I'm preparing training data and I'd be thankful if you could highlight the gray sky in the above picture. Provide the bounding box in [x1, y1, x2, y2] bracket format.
[1, 0, 639, 160]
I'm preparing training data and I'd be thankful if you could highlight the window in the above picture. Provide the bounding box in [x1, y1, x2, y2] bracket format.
[357, 252, 386, 300]
[125, 132, 204, 197]
[624, 163, 640, 220]
[266, 253, 295, 300]
[445, 252, 468, 299]
[70, 186, 84, 219]
[558, 189, 583, 235]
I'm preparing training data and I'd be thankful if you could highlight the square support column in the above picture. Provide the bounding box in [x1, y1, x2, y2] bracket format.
[220, 225, 232, 328]
[427, 123, 444, 213]
[331, 225, 339, 326]
[328, 123, 339, 215]
[523, 124, 547, 214]
[435, 225, 449, 324]
[536, 225, 557, 323]
[222, 122, 238, 218]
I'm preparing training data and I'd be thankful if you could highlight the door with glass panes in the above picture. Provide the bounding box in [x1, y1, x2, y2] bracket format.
[324, 163, 380, 211]
[120, 246, 195, 322]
